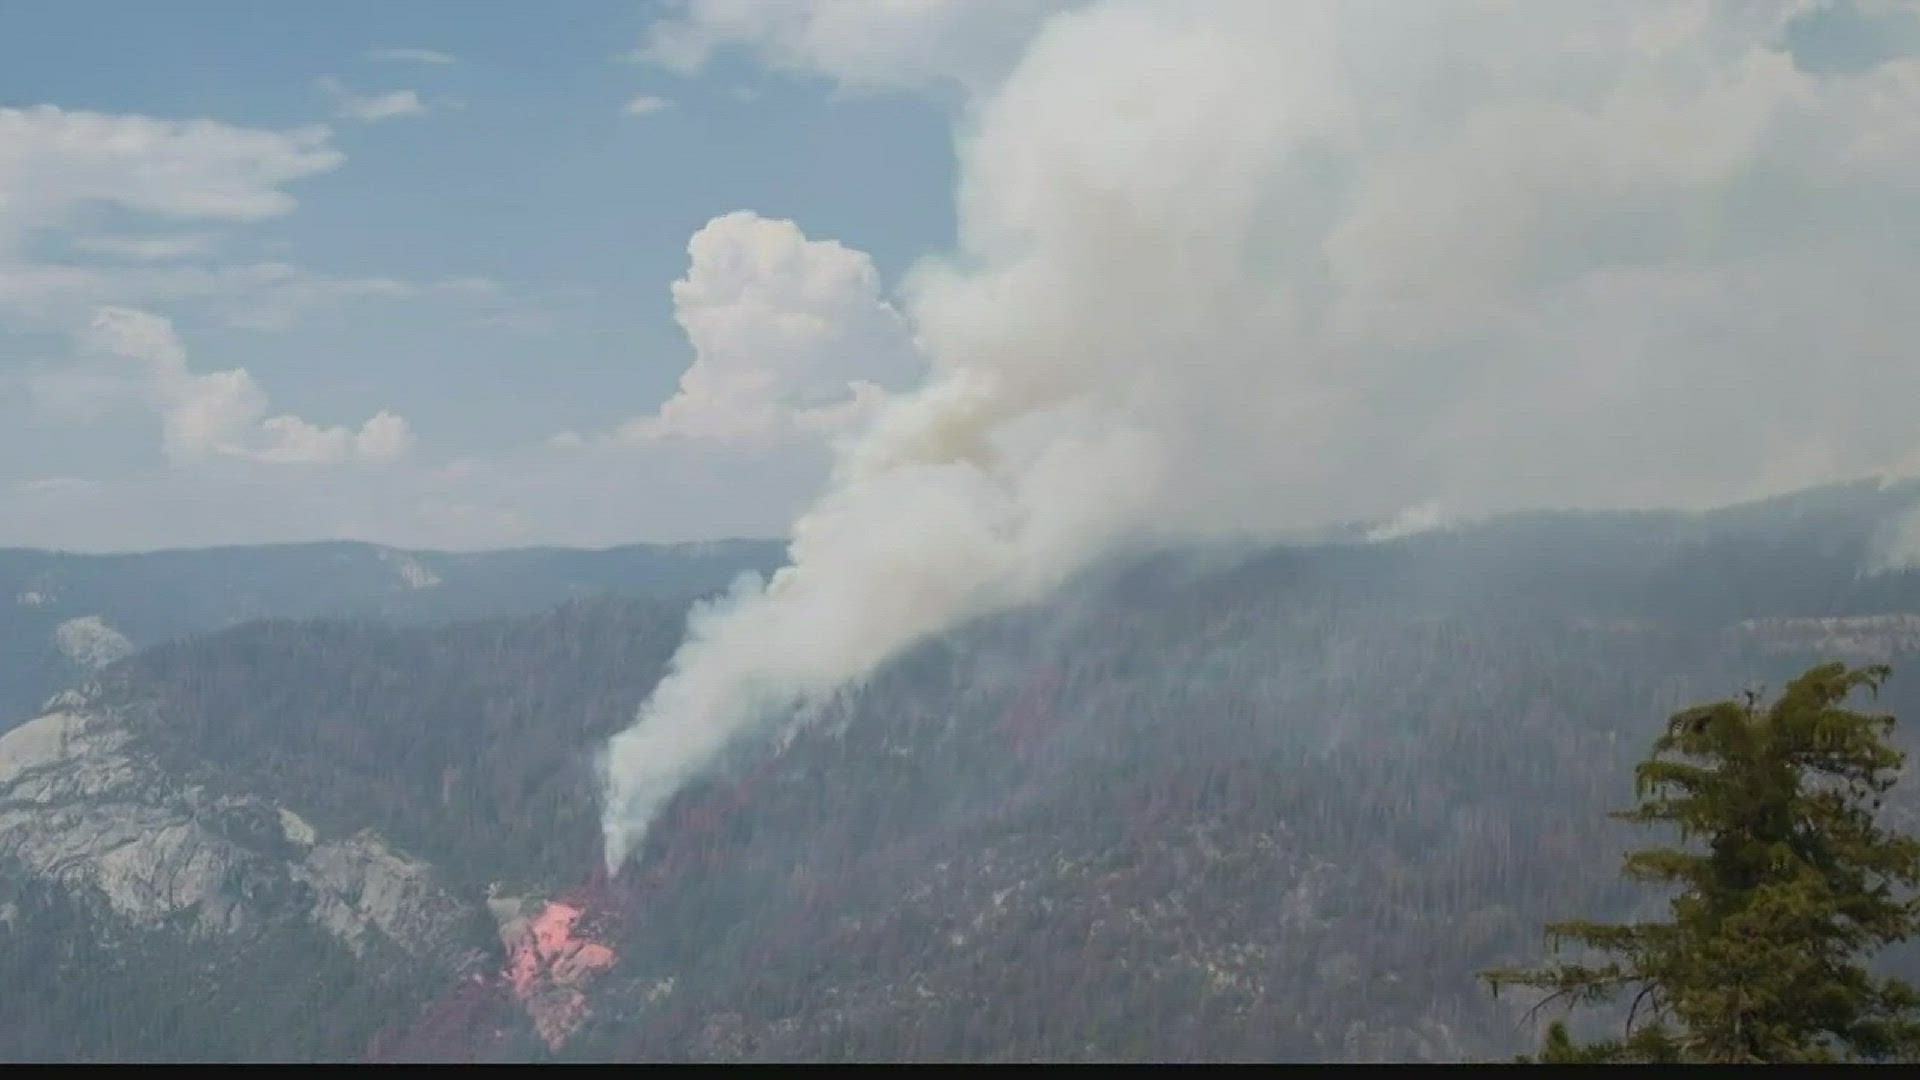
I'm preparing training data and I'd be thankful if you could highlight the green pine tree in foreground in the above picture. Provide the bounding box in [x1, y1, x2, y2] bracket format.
[1483, 662, 1920, 1062]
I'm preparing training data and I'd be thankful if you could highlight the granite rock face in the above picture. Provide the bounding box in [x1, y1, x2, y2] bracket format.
[0, 689, 483, 968]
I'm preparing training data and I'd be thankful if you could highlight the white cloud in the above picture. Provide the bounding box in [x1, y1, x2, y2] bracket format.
[72, 236, 217, 261]
[615, 211, 922, 443]
[625, 94, 675, 116]
[0, 105, 390, 330]
[367, 47, 457, 65]
[349, 411, 416, 464]
[77, 306, 413, 466]
[250, 411, 415, 466]
[317, 77, 429, 122]
[0, 105, 510, 529]
[0, 105, 341, 252]
[639, 0, 1082, 93]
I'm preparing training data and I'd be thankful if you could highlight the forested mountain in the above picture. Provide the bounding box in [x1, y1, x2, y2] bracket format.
[0, 539, 783, 730]
[7, 481, 1920, 1060]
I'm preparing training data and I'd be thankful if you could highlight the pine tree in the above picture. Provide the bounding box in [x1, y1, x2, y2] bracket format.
[1484, 662, 1920, 1062]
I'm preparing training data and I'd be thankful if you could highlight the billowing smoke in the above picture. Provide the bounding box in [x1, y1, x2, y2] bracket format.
[602, 0, 1920, 869]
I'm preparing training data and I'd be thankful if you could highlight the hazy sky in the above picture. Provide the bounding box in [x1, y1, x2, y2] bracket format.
[3, 1, 1917, 552]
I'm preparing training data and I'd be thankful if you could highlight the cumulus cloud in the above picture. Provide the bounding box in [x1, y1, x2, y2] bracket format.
[317, 77, 429, 122]
[599, 0, 1920, 869]
[615, 211, 921, 443]
[639, 0, 1082, 93]
[77, 305, 412, 466]
[250, 411, 415, 466]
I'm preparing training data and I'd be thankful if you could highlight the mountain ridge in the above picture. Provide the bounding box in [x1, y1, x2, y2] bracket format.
[10, 479, 1920, 1059]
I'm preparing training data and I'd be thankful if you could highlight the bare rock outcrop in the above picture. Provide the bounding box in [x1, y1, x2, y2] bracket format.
[0, 690, 484, 967]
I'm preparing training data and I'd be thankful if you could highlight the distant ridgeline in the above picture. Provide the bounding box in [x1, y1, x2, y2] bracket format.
[0, 539, 785, 731]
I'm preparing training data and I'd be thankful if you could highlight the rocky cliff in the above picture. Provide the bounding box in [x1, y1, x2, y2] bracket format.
[0, 688, 486, 968]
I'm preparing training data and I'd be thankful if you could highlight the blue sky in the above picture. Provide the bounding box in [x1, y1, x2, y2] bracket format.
[1, 1, 965, 549]
[1, 0, 954, 438]
[4, 1, 1919, 553]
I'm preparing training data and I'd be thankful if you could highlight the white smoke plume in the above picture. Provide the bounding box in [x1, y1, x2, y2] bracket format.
[602, 0, 1920, 869]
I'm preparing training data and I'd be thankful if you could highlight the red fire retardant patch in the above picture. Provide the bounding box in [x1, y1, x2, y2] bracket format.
[503, 900, 618, 1050]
